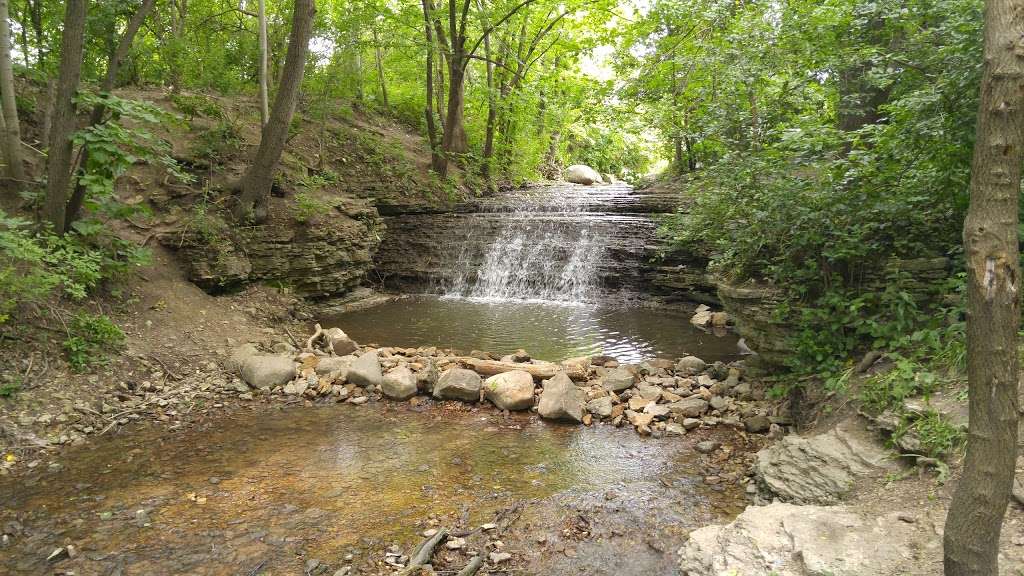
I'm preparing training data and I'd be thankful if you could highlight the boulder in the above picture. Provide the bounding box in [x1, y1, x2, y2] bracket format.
[667, 398, 709, 418]
[238, 354, 296, 389]
[537, 372, 585, 422]
[415, 359, 439, 392]
[433, 368, 482, 402]
[315, 355, 353, 377]
[347, 352, 383, 389]
[324, 327, 358, 356]
[600, 368, 636, 392]
[755, 417, 896, 504]
[690, 304, 713, 327]
[381, 366, 418, 400]
[565, 164, 602, 185]
[483, 370, 535, 411]
[678, 503, 918, 576]
[586, 396, 614, 418]
[675, 356, 706, 376]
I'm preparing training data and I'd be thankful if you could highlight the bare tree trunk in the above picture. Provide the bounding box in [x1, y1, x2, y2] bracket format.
[421, 0, 445, 174]
[257, 0, 270, 127]
[943, 1, 1023, 574]
[233, 0, 315, 222]
[477, 0, 495, 185]
[350, 26, 363, 103]
[64, 0, 157, 229]
[0, 0, 24, 183]
[43, 0, 86, 233]
[372, 25, 388, 109]
[40, 78, 55, 148]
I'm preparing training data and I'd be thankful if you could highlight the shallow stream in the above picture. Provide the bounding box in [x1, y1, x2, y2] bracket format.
[1, 405, 749, 575]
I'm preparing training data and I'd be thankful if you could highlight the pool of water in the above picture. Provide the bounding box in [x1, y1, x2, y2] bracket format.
[0, 405, 749, 576]
[323, 295, 739, 364]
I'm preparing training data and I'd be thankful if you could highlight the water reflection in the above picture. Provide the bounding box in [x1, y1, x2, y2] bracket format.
[323, 295, 738, 363]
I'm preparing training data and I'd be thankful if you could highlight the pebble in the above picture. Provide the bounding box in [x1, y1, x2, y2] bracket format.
[489, 551, 512, 564]
[695, 440, 721, 454]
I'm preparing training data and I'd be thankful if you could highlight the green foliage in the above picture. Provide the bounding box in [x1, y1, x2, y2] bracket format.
[0, 211, 150, 326]
[193, 119, 243, 163]
[169, 93, 223, 120]
[0, 380, 20, 398]
[73, 93, 193, 219]
[63, 312, 125, 372]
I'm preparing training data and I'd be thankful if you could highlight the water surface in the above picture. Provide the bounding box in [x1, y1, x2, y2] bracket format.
[0, 405, 747, 575]
[324, 295, 738, 363]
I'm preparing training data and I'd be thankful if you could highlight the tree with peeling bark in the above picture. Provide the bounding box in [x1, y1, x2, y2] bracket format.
[0, 0, 24, 184]
[943, 0, 1023, 574]
[233, 0, 316, 223]
[43, 0, 87, 233]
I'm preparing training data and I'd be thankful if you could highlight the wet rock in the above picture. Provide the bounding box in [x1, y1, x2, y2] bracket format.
[433, 368, 483, 402]
[537, 373, 585, 422]
[675, 356, 706, 376]
[237, 352, 296, 390]
[600, 368, 636, 392]
[324, 328, 358, 356]
[678, 503, 918, 576]
[755, 417, 895, 504]
[667, 398, 708, 418]
[381, 366, 418, 400]
[586, 396, 614, 418]
[483, 370, 535, 411]
[347, 352, 383, 388]
[695, 440, 720, 454]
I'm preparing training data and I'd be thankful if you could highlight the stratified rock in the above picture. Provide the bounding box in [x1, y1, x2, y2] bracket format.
[381, 366, 418, 400]
[324, 327, 358, 356]
[755, 417, 895, 504]
[678, 503, 917, 576]
[483, 370, 535, 411]
[586, 396, 614, 418]
[537, 372, 584, 422]
[600, 368, 635, 392]
[237, 353, 296, 389]
[433, 368, 482, 402]
[565, 164, 602, 185]
[347, 352, 383, 388]
[675, 356, 706, 376]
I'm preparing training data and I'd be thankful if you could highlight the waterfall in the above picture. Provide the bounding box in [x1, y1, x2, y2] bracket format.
[444, 183, 641, 304]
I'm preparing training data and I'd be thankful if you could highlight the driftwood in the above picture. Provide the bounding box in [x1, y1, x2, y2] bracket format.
[305, 323, 325, 353]
[395, 528, 449, 575]
[458, 358, 587, 381]
[456, 555, 484, 576]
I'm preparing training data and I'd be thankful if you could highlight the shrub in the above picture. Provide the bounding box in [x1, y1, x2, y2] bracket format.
[63, 313, 125, 372]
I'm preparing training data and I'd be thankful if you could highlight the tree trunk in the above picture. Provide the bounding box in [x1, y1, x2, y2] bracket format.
[257, 0, 270, 127]
[421, 0, 445, 174]
[943, 1, 1023, 575]
[233, 0, 315, 222]
[0, 0, 24, 183]
[478, 0, 495, 185]
[372, 25, 388, 109]
[350, 27, 363, 103]
[40, 78, 55, 148]
[43, 0, 87, 234]
[64, 0, 157, 229]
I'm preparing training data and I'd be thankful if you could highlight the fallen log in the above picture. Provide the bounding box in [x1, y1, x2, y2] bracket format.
[395, 528, 449, 575]
[456, 555, 484, 576]
[457, 358, 588, 381]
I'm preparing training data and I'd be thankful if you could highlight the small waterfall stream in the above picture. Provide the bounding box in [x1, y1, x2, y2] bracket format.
[441, 182, 651, 304]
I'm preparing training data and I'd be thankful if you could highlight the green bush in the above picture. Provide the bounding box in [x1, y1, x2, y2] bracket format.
[63, 313, 125, 372]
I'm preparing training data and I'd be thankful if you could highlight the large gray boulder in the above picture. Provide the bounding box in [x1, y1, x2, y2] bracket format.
[381, 366, 418, 400]
[347, 351, 383, 388]
[675, 355, 707, 375]
[565, 164, 602, 185]
[755, 417, 896, 504]
[600, 367, 636, 392]
[433, 368, 482, 402]
[537, 372, 585, 422]
[232, 345, 295, 389]
[483, 370, 535, 411]
[678, 503, 918, 576]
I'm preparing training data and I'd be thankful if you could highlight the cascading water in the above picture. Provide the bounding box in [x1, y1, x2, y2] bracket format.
[443, 183, 642, 304]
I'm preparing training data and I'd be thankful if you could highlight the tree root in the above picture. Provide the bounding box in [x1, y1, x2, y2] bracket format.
[456, 554, 484, 576]
[394, 528, 449, 575]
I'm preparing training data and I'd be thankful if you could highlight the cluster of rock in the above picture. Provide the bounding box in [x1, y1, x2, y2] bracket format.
[229, 326, 785, 438]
